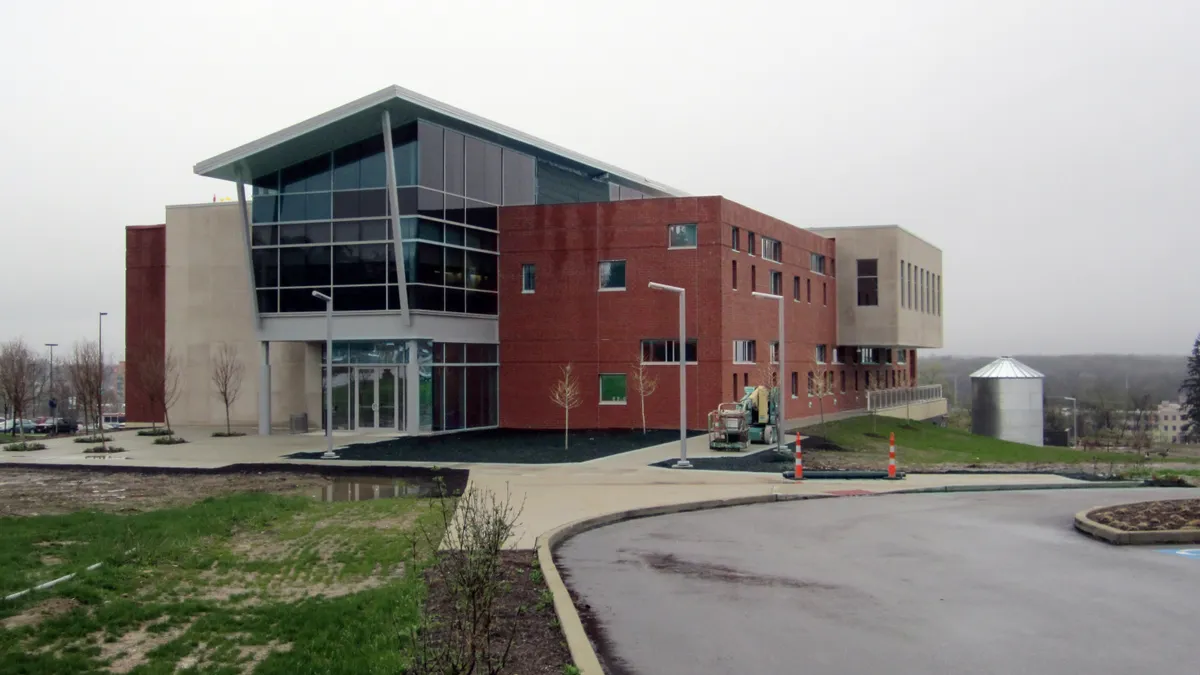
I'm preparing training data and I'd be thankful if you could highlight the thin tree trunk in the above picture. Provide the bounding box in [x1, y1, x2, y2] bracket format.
[641, 393, 647, 434]
[564, 407, 569, 450]
[225, 401, 231, 435]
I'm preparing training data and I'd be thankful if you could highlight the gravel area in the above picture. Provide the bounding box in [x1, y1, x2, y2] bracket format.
[1088, 498, 1200, 531]
[288, 428, 704, 463]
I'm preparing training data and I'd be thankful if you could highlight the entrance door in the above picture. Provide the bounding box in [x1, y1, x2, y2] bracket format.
[378, 368, 397, 429]
[356, 368, 377, 429]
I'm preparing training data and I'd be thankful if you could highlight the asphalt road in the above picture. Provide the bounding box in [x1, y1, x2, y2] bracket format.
[556, 488, 1200, 675]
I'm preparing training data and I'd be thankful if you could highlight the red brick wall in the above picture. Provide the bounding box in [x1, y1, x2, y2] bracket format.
[496, 196, 913, 431]
[125, 225, 166, 423]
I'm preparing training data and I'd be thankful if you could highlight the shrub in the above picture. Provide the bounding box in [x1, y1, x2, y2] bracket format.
[4, 441, 47, 451]
[211, 431, 247, 438]
[153, 436, 188, 445]
[137, 428, 175, 437]
[75, 435, 112, 444]
[84, 446, 124, 453]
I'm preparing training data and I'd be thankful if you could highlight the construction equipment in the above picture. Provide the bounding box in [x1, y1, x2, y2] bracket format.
[707, 386, 780, 451]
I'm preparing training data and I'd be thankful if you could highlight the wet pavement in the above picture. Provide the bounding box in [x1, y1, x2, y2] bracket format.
[557, 488, 1200, 675]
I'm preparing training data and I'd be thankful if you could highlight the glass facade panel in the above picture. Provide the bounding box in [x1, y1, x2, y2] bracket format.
[444, 130, 465, 195]
[281, 155, 331, 193]
[465, 251, 497, 291]
[464, 200, 497, 229]
[444, 247, 465, 287]
[417, 188, 444, 220]
[333, 285, 387, 311]
[252, 196, 277, 223]
[408, 284, 444, 311]
[465, 291, 497, 314]
[279, 246, 331, 286]
[418, 122, 444, 190]
[331, 367, 351, 430]
[252, 248, 278, 287]
[252, 225, 277, 246]
[256, 289, 278, 313]
[445, 287, 465, 313]
[501, 149, 535, 205]
[279, 287, 330, 312]
[463, 227, 497, 251]
[444, 223, 465, 246]
[445, 195, 465, 223]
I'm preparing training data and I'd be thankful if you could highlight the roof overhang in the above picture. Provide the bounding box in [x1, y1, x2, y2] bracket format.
[194, 85, 686, 198]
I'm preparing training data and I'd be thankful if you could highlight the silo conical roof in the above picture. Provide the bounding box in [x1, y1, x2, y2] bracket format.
[969, 356, 1044, 379]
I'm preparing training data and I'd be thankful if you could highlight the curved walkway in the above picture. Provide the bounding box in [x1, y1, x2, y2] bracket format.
[557, 488, 1199, 675]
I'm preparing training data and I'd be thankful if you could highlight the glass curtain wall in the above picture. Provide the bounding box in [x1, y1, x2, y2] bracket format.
[248, 120, 536, 317]
[322, 341, 410, 431]
[419, 340, 498, 432]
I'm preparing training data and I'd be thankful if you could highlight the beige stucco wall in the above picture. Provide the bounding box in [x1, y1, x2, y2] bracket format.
[810, 225, 943, 349]
[877, 398, 949, 421]
[164, 202, 319, 428]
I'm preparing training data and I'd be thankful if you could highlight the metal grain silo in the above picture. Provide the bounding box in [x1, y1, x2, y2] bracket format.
[970, 357, 1044, 446]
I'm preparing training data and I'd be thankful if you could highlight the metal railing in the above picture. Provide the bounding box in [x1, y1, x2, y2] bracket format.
[867, 384, 943, 412]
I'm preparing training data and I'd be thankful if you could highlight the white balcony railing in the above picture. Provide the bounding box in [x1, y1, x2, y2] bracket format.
[866, 384, 943, 412]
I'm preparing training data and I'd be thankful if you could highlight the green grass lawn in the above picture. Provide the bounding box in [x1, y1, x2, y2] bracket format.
[808, 416, 1200, 468]
[0, 492, 447, 674]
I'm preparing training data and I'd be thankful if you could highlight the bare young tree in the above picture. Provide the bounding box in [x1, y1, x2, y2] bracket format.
[809, 362, 837, 430]
[133, 341, 183, 434]
[162, 349, 183, 433]
[0, 339, 42, 443]
[549, 363, 582, 450]
[210, 342, 245, 436]
[66, 340, 106, 449]
[630, 351, 658, 434]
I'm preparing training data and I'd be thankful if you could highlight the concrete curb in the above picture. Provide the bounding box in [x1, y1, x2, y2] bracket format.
[1074, 507, 1200, 545]
[534, 492, 833, 674]
[891, 481, 1146, 495]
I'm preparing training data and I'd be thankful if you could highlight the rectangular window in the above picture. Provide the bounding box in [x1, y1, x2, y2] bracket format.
[751, 265, 757, 292]
[857, 347, 879, 364]
[816, 344, 827, 363]
[832, 346, 844, 364]
[733, 340, 757, 364]
[770, 270, 783, 295]
[908, 262, 914, 309]
[857, 259, 879, 306]
[807, 371, 815, 396]
[669, 223, 698, 249]
[897, 349, 907, 365]
[840, 370, 846, 393]
[732, 260, 738, 290]
[937, 274, 942, 316]
[822, 282, 827, 306]
[921, 269, 926, 312]
[731, 226, 740, 251]
[521, 263, 536, 293]
[641, 339, 698, 364]
[770, 342, 779, 364]
[598, 260, 626, 290]
[791, 372, 799, 397]
[900, 260, 906, 308]
[793, 275, 800, 301]
[762, 236, 782, 262]
[733, 374, 739, 399]
[747, 232, 756, 256]
[806, 278, 812, 303]
[599, 374, 627, 404]
[855, 371, 860, 391]
[810, 252, 826, 275]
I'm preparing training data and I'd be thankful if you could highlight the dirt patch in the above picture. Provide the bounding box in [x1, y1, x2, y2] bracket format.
[639, 552, 838, 590]
[98, 618, 194, 673]
[191, 563, 406, 605]
[420, 551, 572, 675]
[176, 638, 292, 673]
[1, 597, 81, 630]
[1089, 499, 1200, 531]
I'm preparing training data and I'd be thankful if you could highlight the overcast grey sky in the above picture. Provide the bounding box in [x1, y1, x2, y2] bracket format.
[1, 0, 1197, 359]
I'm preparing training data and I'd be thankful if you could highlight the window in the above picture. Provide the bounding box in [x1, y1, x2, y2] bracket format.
[791, 372, 799, 397]
[743, 372, 748, 389]
[920, 269, 926, 312]
[897, 349, 907, 365]
[793, 276, 800, 301]
[840, 370, 846, 393]
[733, 374, 739, 399]
[641, 339, 698, 364]
[732, 260, 738, 290]
[908, 263, 914, 309]
[816, 345, 827, 363]
[770, 270, 783, 295]
[521, 263, 536, 293]
[669, 223, 698, 249]
[810, 252, 826, 275]
[762, 236, 782, 262]
[857, 347, 880, 364]
[857, 259, 879, 306]
[747, 232, 756, 256]
[731, 226, 740, 251]
[770, 342, 779, 363]
[900, 260, 906, 308]
[733, 340, 757, 364]
[833, 347, 844, 364]
[806, 278, 812, 303]
[822, 282, 827, 306]
[937, 274, 942, 316]
[751, 265, 757, 292]
[855, 371, 860, 391]
[598, 260, 626, 290]
[807, 371, 815, 396]
[599, 374, 627, 404]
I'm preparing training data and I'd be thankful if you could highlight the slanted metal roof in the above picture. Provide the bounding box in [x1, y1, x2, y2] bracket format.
[193, 85, 687, 198]
[970, 357, 1044, 379]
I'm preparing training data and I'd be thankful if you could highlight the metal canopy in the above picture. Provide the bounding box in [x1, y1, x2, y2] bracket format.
[193, 85, 686, 197]
[970, 357, 1044, 379]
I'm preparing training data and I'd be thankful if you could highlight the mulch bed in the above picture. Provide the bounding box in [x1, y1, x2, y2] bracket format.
[1088, 499, 1200, 532]
[420, 551, 573, 674]
[288, 428, 705, 464]
[651, 435, 848, 472]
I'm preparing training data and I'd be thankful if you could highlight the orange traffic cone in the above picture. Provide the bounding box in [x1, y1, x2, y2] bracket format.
[888, 432, 897, 479]
[794, 434, 803, 480]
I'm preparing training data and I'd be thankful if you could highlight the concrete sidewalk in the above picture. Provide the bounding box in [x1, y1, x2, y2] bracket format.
[2, 426, 1094, 550]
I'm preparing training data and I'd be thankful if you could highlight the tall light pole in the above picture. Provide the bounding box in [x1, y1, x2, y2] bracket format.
[648, 282, 690, 468]
[752, 291, 785, 453]
[44, 343, 57, 430]
[312, 291, 337, 459]
[1062, 396, 1078, 448]
[98, 312, 107, 430]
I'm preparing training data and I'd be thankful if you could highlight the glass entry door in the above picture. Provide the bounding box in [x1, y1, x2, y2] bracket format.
[354, 367, 404, 431]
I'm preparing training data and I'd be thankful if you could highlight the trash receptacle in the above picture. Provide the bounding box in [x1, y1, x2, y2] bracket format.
[289, 413, 308, 434]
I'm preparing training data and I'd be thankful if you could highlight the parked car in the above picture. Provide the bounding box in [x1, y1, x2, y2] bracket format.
[34, 417, 75, 434]
[4, 419, 37, 434]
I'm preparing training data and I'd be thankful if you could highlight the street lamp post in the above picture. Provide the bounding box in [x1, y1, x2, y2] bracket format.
[752, 291, 785, 453]
[311, 291, 337, 459]
[648, 282, 690, 468]
[98, 313, 107, 432]
[1062, 396, 1079, 448]
[44, 343, 57, 433]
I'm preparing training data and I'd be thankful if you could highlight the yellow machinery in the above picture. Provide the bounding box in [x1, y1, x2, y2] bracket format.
[707, 386, 779, 451]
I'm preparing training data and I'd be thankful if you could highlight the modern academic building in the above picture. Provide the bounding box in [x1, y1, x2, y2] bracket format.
[125, 85, 944, 435]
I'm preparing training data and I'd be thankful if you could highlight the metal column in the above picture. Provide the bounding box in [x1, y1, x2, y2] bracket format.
[258, 341, 271, 436]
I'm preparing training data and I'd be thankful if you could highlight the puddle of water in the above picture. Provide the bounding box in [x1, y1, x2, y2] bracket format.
[310, 477, 438, 502]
